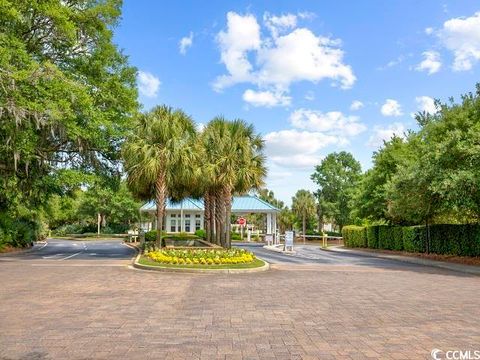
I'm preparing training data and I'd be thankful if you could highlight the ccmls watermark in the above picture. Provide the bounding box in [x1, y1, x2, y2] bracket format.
[431, 349, 480, 360]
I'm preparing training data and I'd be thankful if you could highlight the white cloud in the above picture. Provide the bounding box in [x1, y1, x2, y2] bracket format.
[242, 89, 291, 107]
[415, 51, 442, 74]
[425, 27, 434, 35]
[263, 108, 365, 170]
[367, 123, 406, 148]
[415, 96, 437, 114]
[179, 32, 194, 55]
[289, 109, 366, 136]
[263, 12, 297, 38]
[264, 129, 337, 169]
[350, 100, 364, 111]
[213, 12, 261, 91]
[381, 99, 403, 117]
[214, 12, 356, 105]
[435, 11, 480, 71]
[137, 71, 160, 98]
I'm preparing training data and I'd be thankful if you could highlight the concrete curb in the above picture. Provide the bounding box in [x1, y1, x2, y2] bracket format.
[132, 252, 270, 274]
[0, 241, 47, 257]
[322, 246, 480, 276]
[263, 245, 296, 255]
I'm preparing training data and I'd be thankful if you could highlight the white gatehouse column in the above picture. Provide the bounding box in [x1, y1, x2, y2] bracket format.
[267, 213, 272, 234]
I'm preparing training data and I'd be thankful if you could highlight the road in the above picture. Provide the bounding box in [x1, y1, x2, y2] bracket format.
[0, 238, 135, 262]
[237, 242, 431, 271]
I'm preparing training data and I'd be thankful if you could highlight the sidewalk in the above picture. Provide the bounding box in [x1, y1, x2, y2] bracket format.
[323, 246, 480, 276]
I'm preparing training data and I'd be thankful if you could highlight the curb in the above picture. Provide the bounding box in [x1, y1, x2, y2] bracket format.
[321, 246, 480, 276]
[132, 252, 270, 274]
[0, 241, 47, 257]
[263, 245, 296, 255]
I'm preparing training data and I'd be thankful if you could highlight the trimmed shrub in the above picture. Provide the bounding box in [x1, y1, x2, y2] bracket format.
[345, 223, 480, 256]
[194, 229, 206, 239]
[342, 225, 367, 248]
[377, 225, 392, 249]
[367, 226, 380, 248]
[392, 227, 404, 251]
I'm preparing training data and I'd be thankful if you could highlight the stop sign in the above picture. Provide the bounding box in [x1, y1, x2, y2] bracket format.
[237, 217, 246, 226]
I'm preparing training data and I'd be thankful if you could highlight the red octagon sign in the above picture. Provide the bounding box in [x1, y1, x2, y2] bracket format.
[237, 217, 246, 226]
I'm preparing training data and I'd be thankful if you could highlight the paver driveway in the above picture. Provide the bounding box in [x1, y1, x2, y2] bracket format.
[0, 239, 479, 360]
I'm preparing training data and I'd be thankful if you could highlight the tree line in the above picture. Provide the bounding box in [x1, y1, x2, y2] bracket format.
[302, 85, 480, 232]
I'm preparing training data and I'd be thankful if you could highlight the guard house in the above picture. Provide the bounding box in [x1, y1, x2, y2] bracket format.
[139, 195, 279, 235]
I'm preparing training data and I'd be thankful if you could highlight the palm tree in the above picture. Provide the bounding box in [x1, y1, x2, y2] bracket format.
[200, 118, 266, 248]
[122, 105, 197, 248]
[292, 190, 316, 243]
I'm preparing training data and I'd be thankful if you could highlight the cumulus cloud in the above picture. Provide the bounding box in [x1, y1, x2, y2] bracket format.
[263, 108, 365, 170]
[263, 12, 297, 38]
[367, 123, 406, 148]
[430, 11, 480, 71]
[137, 71, 160, 98]
[415, 51, 442, 74]
[179, 32, 194, 55]
[213, 12, 261, 91]
[264, 129, 337, 168]
[289, 109, 366, 136]
[242, 89, 291, 107]
[415, 96, 437, 114]
[381, 99, 403, 117]
[213, 11, 356, 106]
[350, 100, 364, 111]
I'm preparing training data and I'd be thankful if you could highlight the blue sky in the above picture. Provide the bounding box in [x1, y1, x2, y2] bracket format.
[115, 1, 480, 205]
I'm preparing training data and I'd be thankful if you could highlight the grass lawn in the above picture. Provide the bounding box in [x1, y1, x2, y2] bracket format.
[138, 256, 266, 269]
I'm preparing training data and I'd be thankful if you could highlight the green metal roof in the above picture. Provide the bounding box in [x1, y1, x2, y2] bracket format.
[140, 195, 279, 213]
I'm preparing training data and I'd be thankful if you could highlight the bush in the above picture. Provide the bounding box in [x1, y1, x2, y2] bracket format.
[0, 215, 45, 248]
[402, 226, 426, 253]
[145, 248, 256, 265]
[392, 227, 404, 251]
[231, 232, 242, 240]
[195, 229, 206, 239]
[367, 226, 380, 248]
[348, 223, 480, 257]
[342, 225, 367, 248]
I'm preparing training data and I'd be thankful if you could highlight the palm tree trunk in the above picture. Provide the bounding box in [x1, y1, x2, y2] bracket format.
[224, 187, 232, 249]
[215, 187, 226, 247]
[210, 190, 216, 244]
[302, 213, 306, 244]
[155, 174, 166, 248]
[204, 192, 211, 243]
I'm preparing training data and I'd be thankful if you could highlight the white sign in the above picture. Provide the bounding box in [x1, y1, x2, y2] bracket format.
[285, 231, 294, 250]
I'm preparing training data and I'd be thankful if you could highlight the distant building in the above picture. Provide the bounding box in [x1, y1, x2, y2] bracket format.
[139, 195, 279, 234]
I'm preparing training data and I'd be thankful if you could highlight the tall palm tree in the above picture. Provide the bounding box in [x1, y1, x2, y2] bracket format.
[292, 190, 316, 244]
[122, 105, 197, 248]
[200, 118, 266, 248]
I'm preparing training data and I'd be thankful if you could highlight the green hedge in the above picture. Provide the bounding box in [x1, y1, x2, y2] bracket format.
[342, 226, 367, 248]
[342, 224, 480, 257]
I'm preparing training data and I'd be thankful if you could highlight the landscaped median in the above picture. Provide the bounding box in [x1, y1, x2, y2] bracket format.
[133, 247, 269, 273]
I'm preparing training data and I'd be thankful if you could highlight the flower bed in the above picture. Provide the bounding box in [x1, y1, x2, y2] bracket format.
[145, 248, 256, 265]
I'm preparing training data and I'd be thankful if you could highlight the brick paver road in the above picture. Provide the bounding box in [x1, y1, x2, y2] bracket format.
[0, 240, 479, 360]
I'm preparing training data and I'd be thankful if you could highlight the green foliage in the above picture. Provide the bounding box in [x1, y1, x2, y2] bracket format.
[194, 229, 206, 239]
[0, 0, 137, 247]
[366, 226, 380, 249]
[292, 190, 316, 233]
[342, 225, 367, 248]
[311, 151, 362, 230]
[352, 224, 480, 256]
[402, 226, 426, 252]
